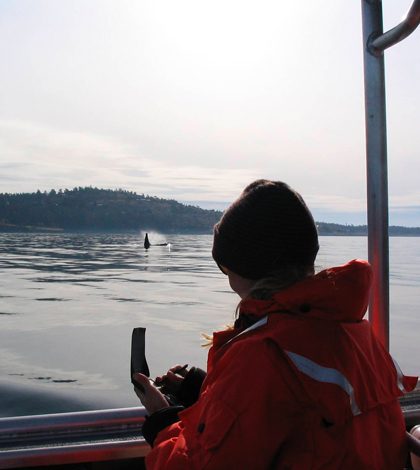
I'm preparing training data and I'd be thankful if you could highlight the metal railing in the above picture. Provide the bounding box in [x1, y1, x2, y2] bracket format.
[361, 0, 420, 350]
[0, 407, 149, 469]
[0, 401, 418, 469]
[371, 0, 420, 54]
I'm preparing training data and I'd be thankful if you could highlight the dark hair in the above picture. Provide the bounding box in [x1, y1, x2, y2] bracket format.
[212, 179, 319, 280]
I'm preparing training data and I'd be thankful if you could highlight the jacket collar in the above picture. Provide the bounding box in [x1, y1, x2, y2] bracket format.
[212, 259, 372, 351]
[239, 259, 372, 323]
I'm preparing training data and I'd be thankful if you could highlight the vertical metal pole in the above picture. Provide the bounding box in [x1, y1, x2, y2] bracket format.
[361, 0, 389, 349]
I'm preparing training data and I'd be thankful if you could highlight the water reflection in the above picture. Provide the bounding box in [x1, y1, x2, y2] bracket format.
[0, 233, 418, 416]
[0, 233, 228, 415]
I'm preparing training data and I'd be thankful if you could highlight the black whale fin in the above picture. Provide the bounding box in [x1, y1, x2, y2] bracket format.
[144, 233, 151, 249]
[144, 233, 168, 248]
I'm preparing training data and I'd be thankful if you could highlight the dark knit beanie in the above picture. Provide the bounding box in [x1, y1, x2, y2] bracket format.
[212, 180, 319, 280]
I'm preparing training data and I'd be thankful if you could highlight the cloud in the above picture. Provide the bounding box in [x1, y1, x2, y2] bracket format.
[306, 194, 367, 213]
[0, 119, 259, 201]
[0, 119, 418, 227]
[390, 195, 420, 209]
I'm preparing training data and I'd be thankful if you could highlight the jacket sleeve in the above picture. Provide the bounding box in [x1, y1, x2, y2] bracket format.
[144, 338, 308, 470]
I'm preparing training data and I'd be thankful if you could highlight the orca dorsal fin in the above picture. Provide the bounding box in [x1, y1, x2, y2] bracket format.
[144, 233, 151, 249]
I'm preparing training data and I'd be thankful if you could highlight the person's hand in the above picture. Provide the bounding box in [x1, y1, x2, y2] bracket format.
[155, 364, 189, 395]
[133, 373, 169, 415]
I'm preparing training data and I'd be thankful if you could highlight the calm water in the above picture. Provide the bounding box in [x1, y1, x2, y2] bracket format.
[0, 233, 419, 417]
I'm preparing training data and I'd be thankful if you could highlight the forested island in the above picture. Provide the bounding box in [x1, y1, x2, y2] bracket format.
[0, 187, 419, 236]
[0, 188, 220, 233]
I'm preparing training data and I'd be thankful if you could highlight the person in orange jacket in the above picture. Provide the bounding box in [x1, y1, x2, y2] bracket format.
[133, 180, 417, 469]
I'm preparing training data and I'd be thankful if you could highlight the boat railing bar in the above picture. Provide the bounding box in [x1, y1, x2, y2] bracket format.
[0, 407, 147, 435]
[405, 409, 420, 428]
[361, 0, 420, 350]
[400, 389, 420, 428]
[370, 0, 420, 54]
[0, 403, 418, 469]
[0, 407, 149, 469]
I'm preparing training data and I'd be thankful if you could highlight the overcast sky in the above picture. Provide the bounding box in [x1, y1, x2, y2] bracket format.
[1, 0, 419, 226]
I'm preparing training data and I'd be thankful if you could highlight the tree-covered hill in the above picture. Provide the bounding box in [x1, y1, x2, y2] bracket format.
[0, 188, 419, 235]
[316, 222, 420, 237]
[0, 187, 222, 233]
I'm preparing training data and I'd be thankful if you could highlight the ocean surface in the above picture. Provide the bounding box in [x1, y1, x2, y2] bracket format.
[0, 233, 419, 417]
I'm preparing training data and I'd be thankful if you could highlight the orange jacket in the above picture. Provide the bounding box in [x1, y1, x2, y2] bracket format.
[145, 260, 417, 469]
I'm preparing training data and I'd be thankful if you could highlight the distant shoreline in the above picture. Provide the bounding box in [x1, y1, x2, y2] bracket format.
[0, 223, 419, 237]
[0, 188, 419, 236]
